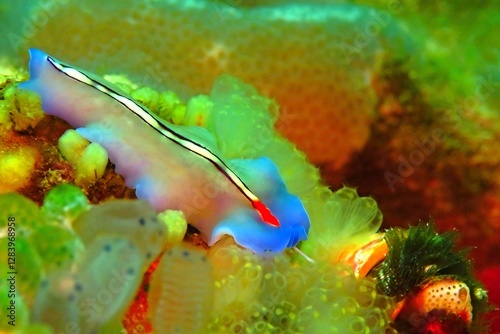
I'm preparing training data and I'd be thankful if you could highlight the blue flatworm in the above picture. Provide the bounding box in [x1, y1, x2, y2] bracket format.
[20, 49, 310, 256]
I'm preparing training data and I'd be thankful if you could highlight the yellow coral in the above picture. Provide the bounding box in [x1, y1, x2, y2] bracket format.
[0, 100, 12, 130]
[4, 86, 44, 131]
[156, 210, 188, 248]
[0, 147, 37, 193]
[185, 94, 214, 128]
[75, 143, 108, 185]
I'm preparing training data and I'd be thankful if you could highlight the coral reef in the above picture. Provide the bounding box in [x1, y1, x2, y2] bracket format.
[2, 0, 497, 276]
[0, 56, 493, 333]
[0, 0, 498, 332]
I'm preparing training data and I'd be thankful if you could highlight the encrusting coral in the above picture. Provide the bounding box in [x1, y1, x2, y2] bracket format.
[9, 0, 406, 174]
[0, 51, 491, 332]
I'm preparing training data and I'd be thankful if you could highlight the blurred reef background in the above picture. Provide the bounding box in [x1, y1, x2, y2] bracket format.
[0, 0, 499, 333]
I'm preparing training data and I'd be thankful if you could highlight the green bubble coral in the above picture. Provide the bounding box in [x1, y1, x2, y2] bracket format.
[0, 235, 43, 306]
[29, 225, 85, 272]
[32, 235, 144, 333]
[41, 183, 90, 227]
[0, 192, 45, 234]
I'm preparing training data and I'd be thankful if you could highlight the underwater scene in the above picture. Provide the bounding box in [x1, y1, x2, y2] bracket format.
[0, 0, 499, 333]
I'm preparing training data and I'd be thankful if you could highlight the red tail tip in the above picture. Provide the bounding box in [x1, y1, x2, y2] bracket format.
[253, 200, 280, 227]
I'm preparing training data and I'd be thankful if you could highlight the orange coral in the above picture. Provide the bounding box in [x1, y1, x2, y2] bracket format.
[17, 0, 400, 172]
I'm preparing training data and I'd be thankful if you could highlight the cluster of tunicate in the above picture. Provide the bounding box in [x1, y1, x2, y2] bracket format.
[148, 243, 214, 334]
[0, 184, 179, 333]
[203, 239, 395, 334]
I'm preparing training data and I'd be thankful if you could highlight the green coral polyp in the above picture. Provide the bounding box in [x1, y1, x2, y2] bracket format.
[41, 183, 90, 226]
[205, 241, 395, 333]
[30, 225, 85, 272]
[0, 192, 45, 234]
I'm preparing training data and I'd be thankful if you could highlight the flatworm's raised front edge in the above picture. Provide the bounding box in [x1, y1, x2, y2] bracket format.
[45, 54, 280, 228]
